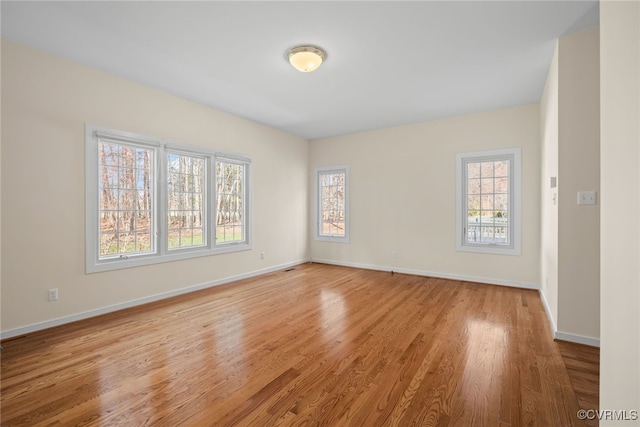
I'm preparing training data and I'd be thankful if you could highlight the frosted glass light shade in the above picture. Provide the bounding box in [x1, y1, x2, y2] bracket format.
[288, 46, 326, 73]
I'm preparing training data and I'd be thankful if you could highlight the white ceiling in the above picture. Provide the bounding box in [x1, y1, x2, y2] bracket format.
[1, 1, 599, 140]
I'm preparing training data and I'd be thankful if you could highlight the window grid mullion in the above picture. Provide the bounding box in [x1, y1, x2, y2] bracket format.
[462, 155, 512, 248]
[316, 168, 348, 241]
[88, 125, 253, 273]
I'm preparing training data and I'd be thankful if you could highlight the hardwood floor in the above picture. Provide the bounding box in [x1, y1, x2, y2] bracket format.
[557, 341, 600, 427]
[1, 263, 594, 426]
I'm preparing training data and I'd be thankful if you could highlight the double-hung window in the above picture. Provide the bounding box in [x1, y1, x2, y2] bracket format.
[86, 125, 251, 273]
[456, 148, 521, 255]
[315, 166, 349, 242]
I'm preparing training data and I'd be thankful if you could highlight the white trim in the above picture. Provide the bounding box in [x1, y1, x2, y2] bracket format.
[214, 155, 252, 247]
[89, 243, 252, 273]
[0, 259, 310, 340]
[538, 289, 600, 347]
[85, 124, 253, 273]
[455, 147, 522, 256]
[215, 152, 252, 165]
[314, 165, 350, 243]
[6, 259, 597, 347]
[554, 331, 600, 347]
[94, 129, 162, 147]
[309, 258, 539, 290]
[164, 140, 214, 156]
[310, 258, 599, 348]
[164, 149, 212, 253]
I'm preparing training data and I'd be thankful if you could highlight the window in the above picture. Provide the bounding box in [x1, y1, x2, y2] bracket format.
[315, 166, 349, 242]
[98, 140, 156, 258]
[216, 159, 246, 244]
[167, 151, 207, 250]
[456, 148, 521, 255]
[86, 125, 251, 273]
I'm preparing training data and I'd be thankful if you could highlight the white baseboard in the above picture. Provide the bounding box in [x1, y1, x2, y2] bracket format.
[554, 331, 600, 347]
[0, 258, 310, 340]
[311, 258, 600, 347]
[310, 258, 540, 290]
[4, 258, 600, 348]
[537, 289, 600, 347]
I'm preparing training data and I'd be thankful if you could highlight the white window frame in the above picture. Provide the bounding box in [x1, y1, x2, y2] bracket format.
[214, 154, 252, 247]
[455, 148, 521, 256]
[86, 125, 252, 273]
[164, 145, 212, 253]
[315, 165, 350, 243]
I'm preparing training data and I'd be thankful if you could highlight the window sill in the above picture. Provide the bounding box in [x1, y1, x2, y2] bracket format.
[87, 243, 252, 273]
[314, 235, 350, 243]
[456, 244, 520, 256]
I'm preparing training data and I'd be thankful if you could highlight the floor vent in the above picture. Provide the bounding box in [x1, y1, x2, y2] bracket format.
[284, 268, 295, 272]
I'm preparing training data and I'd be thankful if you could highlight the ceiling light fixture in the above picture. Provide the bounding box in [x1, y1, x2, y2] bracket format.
[287, 45, 327, 73]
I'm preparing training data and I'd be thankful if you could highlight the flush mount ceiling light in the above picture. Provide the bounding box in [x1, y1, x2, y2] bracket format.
[287, 45, 327, 73]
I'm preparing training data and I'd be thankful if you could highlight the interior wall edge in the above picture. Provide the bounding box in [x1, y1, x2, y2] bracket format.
[539, 288, 558, 334]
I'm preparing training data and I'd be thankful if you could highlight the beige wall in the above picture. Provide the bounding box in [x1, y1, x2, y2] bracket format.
[600, 0, 640, 420]
[540, 41, 559, 330]
[0, 44, 2, 334]
[309, 104, 541, 287]
[557, 28, 601, 342]
[0, 40, 309, 335]
[539, 28, 601, 345]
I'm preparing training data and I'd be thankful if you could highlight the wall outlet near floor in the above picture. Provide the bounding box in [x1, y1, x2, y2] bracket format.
[48, 288, 59, 302]
[391, 250, 397, 258]
[260, 251, 265, 260]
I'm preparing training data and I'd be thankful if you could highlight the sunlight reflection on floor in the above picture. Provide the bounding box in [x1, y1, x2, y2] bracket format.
[320, 289, 346, 342]
[459, 318, 509, 406]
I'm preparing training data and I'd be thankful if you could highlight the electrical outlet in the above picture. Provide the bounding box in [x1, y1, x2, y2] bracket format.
[391, 250, 397, 258]
[577, 191, 597, 205]
[260, 251, 265, 260]
[48, 288, 59, 302]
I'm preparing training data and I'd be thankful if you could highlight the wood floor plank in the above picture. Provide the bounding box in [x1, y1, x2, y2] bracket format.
[1, 263, 595, 426]
[556, 340, 600, 427]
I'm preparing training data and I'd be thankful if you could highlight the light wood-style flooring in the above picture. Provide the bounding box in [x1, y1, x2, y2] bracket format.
[1, 263, 598, 426]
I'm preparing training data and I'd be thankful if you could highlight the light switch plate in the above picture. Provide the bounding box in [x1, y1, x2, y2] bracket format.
[577, 191, 597, 205]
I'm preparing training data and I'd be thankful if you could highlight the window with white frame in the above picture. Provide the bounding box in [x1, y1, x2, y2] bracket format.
[86, 125, 251, 273]
[167, 151, 207, 250]
[456, 148, 521, 255]
[98, 139, 156, 258]
[315, 166, 349, 242]
[215, 158, 246, 244]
